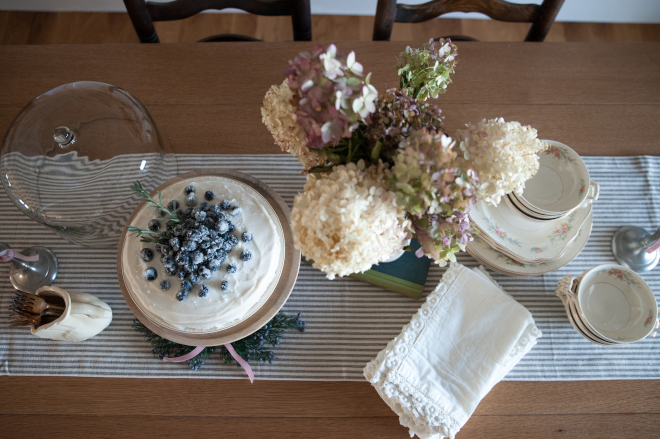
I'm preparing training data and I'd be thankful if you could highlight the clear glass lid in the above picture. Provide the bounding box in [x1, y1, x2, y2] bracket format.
[1, 81, 169, 247]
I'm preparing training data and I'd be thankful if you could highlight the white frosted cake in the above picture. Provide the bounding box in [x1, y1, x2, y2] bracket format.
[121, 176, 285, 332]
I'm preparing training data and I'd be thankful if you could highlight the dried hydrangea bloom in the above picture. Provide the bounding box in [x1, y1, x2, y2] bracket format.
[414, 211, 476, 267]
[286, 44, 377, 149]
[456, 118, 548, 205]
[396, 38, 458, 101]
[291, 160, 412, 279]
[261, 80, 326, 169]
[366, 88, 445, 160]
[391, 129, 478, 218]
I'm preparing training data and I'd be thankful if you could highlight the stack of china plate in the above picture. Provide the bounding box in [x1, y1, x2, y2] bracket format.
[555, 264, 659, 346]
[467, 140, 599, 276]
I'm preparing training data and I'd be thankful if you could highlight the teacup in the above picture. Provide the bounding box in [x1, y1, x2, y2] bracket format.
[558, 264, 658, 343]
[516, 140, 599, 218]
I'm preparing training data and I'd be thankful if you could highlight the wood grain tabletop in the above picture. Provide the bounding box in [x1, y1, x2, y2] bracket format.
[1, 42, 659, 439]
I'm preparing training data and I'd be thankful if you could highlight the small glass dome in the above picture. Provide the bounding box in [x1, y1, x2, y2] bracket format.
[1, 81, 170, 247]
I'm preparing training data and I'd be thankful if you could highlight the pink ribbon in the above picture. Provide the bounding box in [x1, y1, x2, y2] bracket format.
[163, 343, 254, 383]
[0, 249, 39, 263]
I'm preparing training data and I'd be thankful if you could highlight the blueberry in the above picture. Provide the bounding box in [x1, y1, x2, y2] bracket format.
[202, 217, 215, 229]
[242, 231, 253, 242]
[193, 209, 206, 221]
[227, 222, 235, 233]
[227, 264, 237, 274]
[221, 241, 233, 252]
[165, 266, 177, 276]
[160, 245, 172, 256]
[189, 274, 200, 285]
[184, 218, 196, 228]
[221, 280, 229, 291]
[186, 229, 202, 242]
[173, 225, 185, 237]
[176, 209, 185, 217]
[229, 206, 242, 217]
[167, 200, 178, 211]
[144, 267, 157, 281]
[175, 290, 188, 302]
[175, 252, 190, 266]
[148, 219, 160, 232]
[216, 212, 226, 221]
[169, 237, 180, 251]
[227, 234, 238, 246]
[199, 267, 212, 279]
[199, 237, 211, 249]
[184, 185, 195, 195]
[160, 280, 170, 291]
[216, 251, 228, 264]
[140, 248, 154, 262]
[215, 220, 229, 234]
[208, 259, 222, 271]
[197, 225, 209, 236]
[181, 280, 192, 292]
[198, 284, 210, 298]
[183, 239, 197, 252]
[204, 190, 215, 201]
[191, 251, 205, 265]
[185, 193, 198, 207]
[177, 270, 187, 280]
[220, 200, 231, 210]
[155, 243, 162, 253]
[161, 255, 175, 268]
[209, 204, 222, 215]
[240, 250, 252, 262]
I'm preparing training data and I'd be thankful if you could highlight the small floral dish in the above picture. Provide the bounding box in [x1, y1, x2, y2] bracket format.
[507, 192, 563, 221]
[515, 140, 598, 216]
[470, 197, 591, 262]
[567, 264, 658, 344]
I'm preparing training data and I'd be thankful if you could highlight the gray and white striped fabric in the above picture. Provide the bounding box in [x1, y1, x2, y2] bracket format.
[1, 154, 659, 381]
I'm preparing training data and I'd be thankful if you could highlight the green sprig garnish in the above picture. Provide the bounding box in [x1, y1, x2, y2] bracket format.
[130, 181, 180, 223]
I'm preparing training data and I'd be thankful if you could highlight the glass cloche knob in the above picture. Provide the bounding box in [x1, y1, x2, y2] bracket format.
[0, 81, 172, 247]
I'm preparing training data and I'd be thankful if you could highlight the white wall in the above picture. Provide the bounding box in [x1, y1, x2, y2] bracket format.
[1, 0, 659, 24]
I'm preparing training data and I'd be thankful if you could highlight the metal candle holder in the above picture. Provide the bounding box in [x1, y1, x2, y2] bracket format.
[0, 243, 58, 292]
[611, 226, 660, 273]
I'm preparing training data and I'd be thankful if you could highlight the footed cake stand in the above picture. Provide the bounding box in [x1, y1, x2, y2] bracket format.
[117, 169, 300, 346]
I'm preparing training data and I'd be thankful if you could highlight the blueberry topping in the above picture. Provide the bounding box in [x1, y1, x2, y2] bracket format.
[227, 264, 237, 274]
[160, 280, 170, 291]
[220, 200, 231, 210]
[221, 280, 229, 291]
[165, 266, 177, 276]
[240, 250, 252, 262]
[181, 280, 192, 292]
[242, 231, 253, 242]
[144, 267, 157, 281]
[184, 185, 195, 195]
[160, 255, 174, 268]
[189, 274, 200, 285]
[154, 243, 162, 253]
[169, 237, 180, 251]
[227, 222, 235, 233]
[148, 219, 160, 232]
[176, 290, 188, 302]
[198, 284, 210, 298]
[229, 206, 242, 217]
[191, 251, 205, 265]
[221, 241, 233, 252]
[167, 200, 178, 211]
[199, 201, 210, 211]
[193, 209, 206, 221]
[204, 191, 215, 201]
[185, 193, 198, 207]
[160, 245, 172, 256]
[140, 248, 154, 262]
[177, 270, 187, 280]
[227, 234, 238, 246]
[207, 258, 222, 271]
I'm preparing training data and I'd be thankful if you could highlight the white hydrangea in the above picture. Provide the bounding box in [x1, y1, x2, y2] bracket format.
[456, 118, 547, 205]
[291, 160, 412, 279]
[261, 80, 326, 169]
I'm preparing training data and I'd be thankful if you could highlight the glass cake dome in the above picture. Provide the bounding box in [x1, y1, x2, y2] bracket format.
[1, 81, 171, 247]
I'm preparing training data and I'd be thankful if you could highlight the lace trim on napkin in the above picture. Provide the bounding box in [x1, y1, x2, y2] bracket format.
[364, 263, 464, 439]
[363, 263, 541, 439]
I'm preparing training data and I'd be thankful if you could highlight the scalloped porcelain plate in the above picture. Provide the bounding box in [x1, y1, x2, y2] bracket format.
[470, 198, 591, 262]
[466, 210, 592, 277]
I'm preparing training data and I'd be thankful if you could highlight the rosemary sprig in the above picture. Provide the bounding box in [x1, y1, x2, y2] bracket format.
[130, 181, 180, 223]
[127, 225, 167, 244]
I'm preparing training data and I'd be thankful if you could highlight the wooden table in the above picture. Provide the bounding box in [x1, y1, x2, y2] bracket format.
[1, 42, 659, 438]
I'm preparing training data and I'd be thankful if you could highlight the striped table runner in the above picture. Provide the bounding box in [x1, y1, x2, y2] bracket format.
[1, 154, 659, 381]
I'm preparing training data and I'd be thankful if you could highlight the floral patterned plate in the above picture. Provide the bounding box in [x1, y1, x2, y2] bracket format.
[516, 140, 594, 215]
[466, 210, 592, 277]
[574, 264, 659, 343]
[469, 197, 591, 262]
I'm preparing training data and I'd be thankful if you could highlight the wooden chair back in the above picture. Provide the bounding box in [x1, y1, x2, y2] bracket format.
[373, 0, 565, 42]
[124, 0, 311, 43]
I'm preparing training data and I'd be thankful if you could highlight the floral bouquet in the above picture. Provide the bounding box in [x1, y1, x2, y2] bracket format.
[262, 39, 547, 279]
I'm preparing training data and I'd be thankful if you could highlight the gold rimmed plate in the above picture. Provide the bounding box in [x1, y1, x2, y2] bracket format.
[117, 169, 300, 346]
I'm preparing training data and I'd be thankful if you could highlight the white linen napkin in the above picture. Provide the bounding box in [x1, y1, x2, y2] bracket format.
[364, 263, 541, 439]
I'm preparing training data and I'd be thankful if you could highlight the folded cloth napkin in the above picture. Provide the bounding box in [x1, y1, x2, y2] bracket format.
[364, 263, 541, 439]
